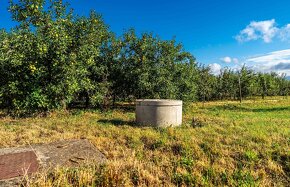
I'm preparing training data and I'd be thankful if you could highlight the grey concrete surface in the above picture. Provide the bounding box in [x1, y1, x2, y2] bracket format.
[136, 99, 182, 127]
[0, 139, 106, 186]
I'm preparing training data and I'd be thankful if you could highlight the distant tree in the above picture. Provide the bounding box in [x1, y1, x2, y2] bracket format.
[237, 65, 255, 102]
[217, 68, 238, 100]
[277, 73, 290, 97]
[257, 73, 268, 99]
[116, 29, 197, 101]
[196, 65, 215, 104]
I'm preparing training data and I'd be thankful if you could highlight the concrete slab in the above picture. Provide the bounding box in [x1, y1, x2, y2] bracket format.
[0, 151, 38, 180]
[0, 139, 106, 186]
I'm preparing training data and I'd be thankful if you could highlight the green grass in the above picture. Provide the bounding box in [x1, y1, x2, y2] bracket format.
[0, 97, 289, 186]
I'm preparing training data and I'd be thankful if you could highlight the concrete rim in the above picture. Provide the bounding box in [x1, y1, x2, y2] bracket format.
[136, 99, 182, 106]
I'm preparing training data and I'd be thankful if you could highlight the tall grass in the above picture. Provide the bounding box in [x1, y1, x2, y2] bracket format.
[0, 97, 289, 186]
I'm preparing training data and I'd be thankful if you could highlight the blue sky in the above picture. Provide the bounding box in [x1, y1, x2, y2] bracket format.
[1, 0, 290, 75]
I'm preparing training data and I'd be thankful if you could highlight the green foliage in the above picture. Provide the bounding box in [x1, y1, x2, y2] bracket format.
[244, 150, 259, 162]
[196, 65, 290, 102]
[1, 0, 290, 113]
[196, 64, 216, 102]
[0, 1, 108, 110]
[173, 172, 196, 186]
[114, 30, 197, 101]
[1, 1, 198, 112]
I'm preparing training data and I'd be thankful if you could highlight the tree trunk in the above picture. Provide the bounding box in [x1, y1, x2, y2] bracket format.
[113, 94, 116, 107]
[85, 92, 90, 108]
[238, 76, 242, 103]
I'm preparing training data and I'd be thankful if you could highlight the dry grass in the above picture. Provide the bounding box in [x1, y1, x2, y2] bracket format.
[0, 97, 289, 186]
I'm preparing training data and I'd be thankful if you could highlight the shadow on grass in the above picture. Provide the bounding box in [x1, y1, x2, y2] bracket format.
[252, 107, 290, 112]
[113, 103, 135, 112]
[208, 105, 250, 112]
[0, 108, 49, 118]
[208, 104, 290, 113]
[0, 113, 7, 118]
[97, 119, 137, 127]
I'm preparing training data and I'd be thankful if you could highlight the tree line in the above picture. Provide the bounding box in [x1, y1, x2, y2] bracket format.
[0, 0, 289, 113]
[196, 65, 290, 103]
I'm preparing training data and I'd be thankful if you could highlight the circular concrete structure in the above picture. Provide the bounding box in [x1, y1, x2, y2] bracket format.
[135, 99, 182, 127]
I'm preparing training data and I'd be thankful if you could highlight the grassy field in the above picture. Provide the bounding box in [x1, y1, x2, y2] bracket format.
[0, 97, 289, 186]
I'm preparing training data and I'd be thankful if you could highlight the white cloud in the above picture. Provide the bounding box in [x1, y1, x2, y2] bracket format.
[220, 56, 239, 64]
[236, 19, 278, 43]
[209, 63, 222, 75]
[245, 49, 290, 75]
[247, 49, 290, 63]
[279, 24, 290, 41]
[232, 58, 239, 64]
[236, 19, 290, 43]
[220, 56, 232, 63]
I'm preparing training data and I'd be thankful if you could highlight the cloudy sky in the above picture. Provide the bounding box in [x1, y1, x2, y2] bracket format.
[210, 20, 290, 76]
[1, 0, 290, 75]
